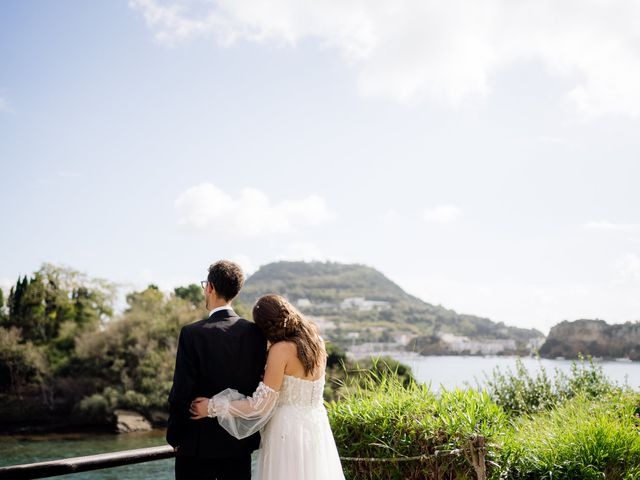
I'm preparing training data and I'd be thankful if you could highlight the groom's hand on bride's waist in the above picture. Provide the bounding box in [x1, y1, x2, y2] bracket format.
[190, 397, 211, 420]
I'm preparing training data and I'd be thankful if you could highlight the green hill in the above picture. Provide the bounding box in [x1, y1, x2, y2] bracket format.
[240, 261, 542, 350]
[241, 261, 413, 304]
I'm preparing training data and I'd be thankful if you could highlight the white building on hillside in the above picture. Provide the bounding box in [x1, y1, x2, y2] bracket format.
[340, 297, 391, 311]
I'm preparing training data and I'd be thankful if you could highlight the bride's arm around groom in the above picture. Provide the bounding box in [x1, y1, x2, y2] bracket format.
[189, 340, 291, 437]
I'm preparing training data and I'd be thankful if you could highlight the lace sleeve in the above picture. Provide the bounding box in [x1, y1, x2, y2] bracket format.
[210, 382, 279, 439]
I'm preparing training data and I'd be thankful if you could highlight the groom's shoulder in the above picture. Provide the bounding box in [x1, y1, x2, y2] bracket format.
[179, 314, 260, 333]
[181, 317, 208, 331]
[235, 316, 262, 332]
[177, 316, 215, 339]
[235, 317, 266, 341]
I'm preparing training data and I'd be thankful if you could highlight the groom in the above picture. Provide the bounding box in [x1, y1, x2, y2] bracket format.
[167, 260, 267, 480]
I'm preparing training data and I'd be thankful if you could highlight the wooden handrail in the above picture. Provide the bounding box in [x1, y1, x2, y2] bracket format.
[0, 445, 176, 480]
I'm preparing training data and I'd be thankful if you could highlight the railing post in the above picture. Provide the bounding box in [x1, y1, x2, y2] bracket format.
[464, 434, 487, 480]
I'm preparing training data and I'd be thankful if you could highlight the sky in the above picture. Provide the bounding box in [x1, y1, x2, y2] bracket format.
[1, 0, 640, 333]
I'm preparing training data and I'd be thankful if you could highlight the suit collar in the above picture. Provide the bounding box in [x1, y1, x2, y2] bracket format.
[209, 308, 237, 320]
[209, 305, 233, 317]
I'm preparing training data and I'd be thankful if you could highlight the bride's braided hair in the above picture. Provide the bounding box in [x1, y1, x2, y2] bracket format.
[252, 294, 324, 376]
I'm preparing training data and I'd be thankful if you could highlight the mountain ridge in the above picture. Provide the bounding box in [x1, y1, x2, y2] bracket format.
[239, 261, 543, 349]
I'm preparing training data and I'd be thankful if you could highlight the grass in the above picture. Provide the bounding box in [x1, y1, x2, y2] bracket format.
[496, 392, 640, 480]
[327, 357, 640, 480]
[328, 368, 507, 479]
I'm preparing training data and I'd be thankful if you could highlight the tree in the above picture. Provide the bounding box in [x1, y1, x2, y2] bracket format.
[11, 273, 48, 344]
[174, 284, 204, 308]
[74, 284, 205, 413]
[1, 264, 115, 378]
[125, 286, 165, 315]
[0, 288, 6, 323]
[0, 327, 46, 394]
[6, 277, 26, 326]
[6, 271, 71, 343]
[72, 286, 110, 330]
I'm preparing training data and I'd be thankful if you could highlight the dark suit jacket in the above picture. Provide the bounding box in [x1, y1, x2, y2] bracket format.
[166, 309, 267, 458]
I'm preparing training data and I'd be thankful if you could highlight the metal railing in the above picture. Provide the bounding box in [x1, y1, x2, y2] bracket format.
[0, 445, 176, 480]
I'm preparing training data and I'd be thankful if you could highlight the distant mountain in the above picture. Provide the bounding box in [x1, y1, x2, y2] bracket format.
[539, 319, 640, 360]
[240, 261, 543, 349]
[241, 261, 417, 305]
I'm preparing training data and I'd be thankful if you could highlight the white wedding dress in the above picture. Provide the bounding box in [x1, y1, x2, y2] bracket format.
[211, 374, 345, 480]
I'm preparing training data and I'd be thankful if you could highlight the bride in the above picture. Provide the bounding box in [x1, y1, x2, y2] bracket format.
[189, 294, 345, 480]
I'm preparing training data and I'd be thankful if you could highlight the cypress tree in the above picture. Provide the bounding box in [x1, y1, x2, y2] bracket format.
[7, 277, 26, 324]
[0, 287, 5, 324]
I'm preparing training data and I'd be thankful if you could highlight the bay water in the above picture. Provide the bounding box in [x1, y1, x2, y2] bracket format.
[384, 353, 640, 390]
[0, 430, 172, 479]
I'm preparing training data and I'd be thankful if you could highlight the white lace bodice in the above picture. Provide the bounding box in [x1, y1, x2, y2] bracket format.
[278, 374, 325, 407]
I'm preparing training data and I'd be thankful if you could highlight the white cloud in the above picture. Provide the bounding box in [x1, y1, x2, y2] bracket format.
[584, 221, 640, 232]
[129, 0, 226, 46]
[423, 204, 461, 224]
[131, 0, 640, 117]
[174, 182, 333, 237]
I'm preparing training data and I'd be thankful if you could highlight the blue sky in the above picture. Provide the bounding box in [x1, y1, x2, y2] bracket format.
[2, 0, 640, 332]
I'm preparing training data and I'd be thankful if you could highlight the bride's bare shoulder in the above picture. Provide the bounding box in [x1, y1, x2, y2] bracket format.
[268, 340, 297, 356]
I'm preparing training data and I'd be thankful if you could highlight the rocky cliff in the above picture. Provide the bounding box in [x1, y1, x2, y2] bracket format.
[539, 319, 640, 360]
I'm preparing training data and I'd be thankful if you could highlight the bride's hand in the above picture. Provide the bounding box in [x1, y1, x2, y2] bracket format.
[190, 397, 209, 420]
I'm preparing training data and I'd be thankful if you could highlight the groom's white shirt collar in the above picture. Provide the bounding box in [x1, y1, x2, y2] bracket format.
[209, 305, 233, 317]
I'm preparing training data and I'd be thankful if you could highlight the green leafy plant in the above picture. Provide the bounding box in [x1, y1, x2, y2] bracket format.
[483, 356, 618, 415]
[328, 370, 507, 479]
[496, 392, 640, 480]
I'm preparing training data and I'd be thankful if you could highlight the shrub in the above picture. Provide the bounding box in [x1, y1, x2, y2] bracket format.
[495, 392, 640, 480]
[77, 393, 112, 423]
[328, 373, 507, 480]
[325, 355, 415, 402]
[483, 356, 618, 416]
[0, 327, 47, 394]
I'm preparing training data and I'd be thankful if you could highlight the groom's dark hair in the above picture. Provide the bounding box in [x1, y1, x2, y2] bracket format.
[207, 260, 245, 301]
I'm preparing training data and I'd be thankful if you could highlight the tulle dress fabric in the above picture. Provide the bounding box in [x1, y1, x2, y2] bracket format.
[213, 374, 345, 480]
[213, 382, 279, 439]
